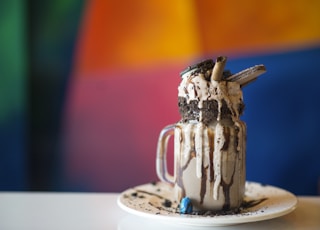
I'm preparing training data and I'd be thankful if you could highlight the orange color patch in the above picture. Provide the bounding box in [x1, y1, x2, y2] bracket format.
[73, 0, 320, 77]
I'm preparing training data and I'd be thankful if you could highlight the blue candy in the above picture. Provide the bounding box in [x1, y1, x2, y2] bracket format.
[180, 197, 193, 214]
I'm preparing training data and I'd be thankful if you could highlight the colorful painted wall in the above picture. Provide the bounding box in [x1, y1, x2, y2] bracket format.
[1, 0, 320, 194]
[0, 0, 27, 190]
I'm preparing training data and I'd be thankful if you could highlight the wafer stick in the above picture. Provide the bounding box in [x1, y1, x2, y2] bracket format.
[211, 56, 227, 82]
[226, 64, 266, 87]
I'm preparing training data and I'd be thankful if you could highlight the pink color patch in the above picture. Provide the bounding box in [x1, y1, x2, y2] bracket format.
[62, 65, 183, 192]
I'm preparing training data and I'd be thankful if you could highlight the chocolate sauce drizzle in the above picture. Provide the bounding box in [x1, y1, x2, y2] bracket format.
[128, 187, 268, 216]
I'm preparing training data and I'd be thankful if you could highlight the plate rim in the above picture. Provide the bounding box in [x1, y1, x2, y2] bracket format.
[117, 181, 298, 226]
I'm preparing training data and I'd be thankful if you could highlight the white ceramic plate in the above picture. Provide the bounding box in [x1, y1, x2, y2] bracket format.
[117, 181, 297, 226]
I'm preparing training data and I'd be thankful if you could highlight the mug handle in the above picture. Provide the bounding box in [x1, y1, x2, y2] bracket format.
[156, 124, 175, 185]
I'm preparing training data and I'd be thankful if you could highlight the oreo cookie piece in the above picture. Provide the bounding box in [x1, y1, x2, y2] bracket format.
[180, 59, 214, 81]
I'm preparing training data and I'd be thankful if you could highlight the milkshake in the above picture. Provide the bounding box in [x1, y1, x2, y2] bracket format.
[156, 57, 266, 212]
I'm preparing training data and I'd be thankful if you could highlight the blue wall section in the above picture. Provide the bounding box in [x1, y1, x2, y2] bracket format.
[0, 114, 27, 190]
[228, 46, 320, 195]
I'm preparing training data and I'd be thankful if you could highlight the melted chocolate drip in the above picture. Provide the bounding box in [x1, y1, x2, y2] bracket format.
[222, 126, 230, 151]
[221, 159, 237, 211]
[208, 130, 215, 183]
[241, 198, 268, 209]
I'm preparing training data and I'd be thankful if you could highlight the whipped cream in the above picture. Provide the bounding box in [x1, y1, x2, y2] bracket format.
[178, 71, 244, 122]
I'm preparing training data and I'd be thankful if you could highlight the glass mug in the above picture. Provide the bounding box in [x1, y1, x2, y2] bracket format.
[156, 119, 246, 212]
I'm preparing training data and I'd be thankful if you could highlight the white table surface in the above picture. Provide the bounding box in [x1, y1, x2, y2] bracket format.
[0, 192, 319, 230]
